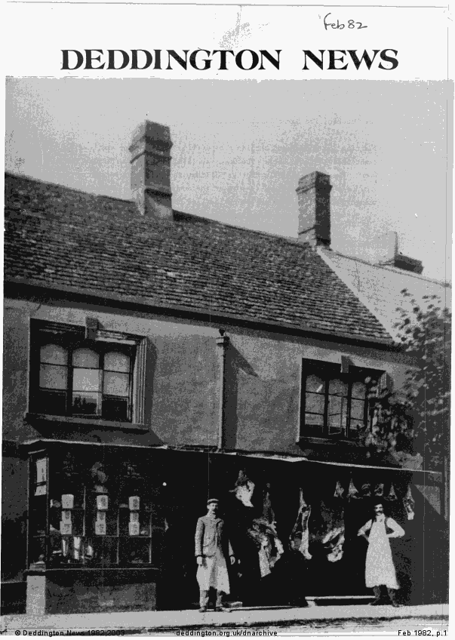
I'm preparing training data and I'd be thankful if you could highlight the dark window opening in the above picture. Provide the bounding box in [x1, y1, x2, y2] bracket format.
[301, 360, 379, 440]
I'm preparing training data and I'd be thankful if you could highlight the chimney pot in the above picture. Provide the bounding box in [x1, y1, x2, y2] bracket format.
[296, 171, 332, 247]
[129, 120, 173, 220]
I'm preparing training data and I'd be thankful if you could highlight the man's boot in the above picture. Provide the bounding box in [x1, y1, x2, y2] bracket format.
[215, 590, 231, 612]
[370, 586, 382, 605]
[387, 588, 401, 607]
[199, 589, 209, 612]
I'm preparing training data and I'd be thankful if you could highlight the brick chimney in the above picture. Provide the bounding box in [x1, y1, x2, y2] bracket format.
[129, 121, 173, 220]
[296, 171, 332, 247]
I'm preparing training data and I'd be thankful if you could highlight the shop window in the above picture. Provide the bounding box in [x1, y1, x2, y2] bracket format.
[300, 360, 380, 440]
[30, 320, 148, 424]
[28, 449, 165, 568]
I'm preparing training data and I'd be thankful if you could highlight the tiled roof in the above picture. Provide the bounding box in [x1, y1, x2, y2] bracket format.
[4, 172, 392, 344]
[319, 248, 451, 340]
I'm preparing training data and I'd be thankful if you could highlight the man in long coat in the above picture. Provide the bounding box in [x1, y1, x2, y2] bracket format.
[195, 498, 235, 612]
[358, 501, 405, 606]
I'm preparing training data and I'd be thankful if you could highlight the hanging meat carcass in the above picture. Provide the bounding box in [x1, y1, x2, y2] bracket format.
[309, 499, 346, 563]
[231, 469, 255, 508]
[261, 482, 276, 524]
[333, 481, 344, 499]
[247, 482, 284, 577]
[248, 518, 283, 577]
[347, 478, 359, 500]
[403, 485, 415, 520]
[388, 482, 398, 501]
[323, 526, 345, 563]
[360, 483, 372, 498]
[374, 483, 385, 497]
[290, 488, 312, 560]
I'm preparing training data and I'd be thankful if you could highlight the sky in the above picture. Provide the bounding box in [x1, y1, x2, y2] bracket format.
[5, 77, 451, 282]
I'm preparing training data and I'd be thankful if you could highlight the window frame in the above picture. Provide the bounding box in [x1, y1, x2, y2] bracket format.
[30, 320, 147, 426]
[27, 446, 166, 570]
[299, 359, 380, 441]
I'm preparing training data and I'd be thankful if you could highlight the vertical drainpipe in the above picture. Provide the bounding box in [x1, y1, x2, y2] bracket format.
[216, 329, 230, 451]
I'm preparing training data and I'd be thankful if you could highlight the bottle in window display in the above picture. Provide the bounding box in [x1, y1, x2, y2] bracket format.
[95, 510, 107, 536]
[97, 495, 109, 510]
[129, 496, 140, 511]
[61, 494, 74, 509]
[128, 496, 142, 536]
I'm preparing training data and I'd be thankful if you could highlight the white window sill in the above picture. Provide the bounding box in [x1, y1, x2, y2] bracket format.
[25, 413, 148, 432]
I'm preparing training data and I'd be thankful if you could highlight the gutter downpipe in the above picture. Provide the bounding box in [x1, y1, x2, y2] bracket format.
[216, 329, 230, 451]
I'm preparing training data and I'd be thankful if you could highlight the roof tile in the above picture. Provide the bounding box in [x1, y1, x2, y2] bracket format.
[4, 173, 392, 343]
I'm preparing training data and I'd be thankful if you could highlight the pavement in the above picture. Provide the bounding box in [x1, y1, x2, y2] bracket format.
[1, 603, 449, 636]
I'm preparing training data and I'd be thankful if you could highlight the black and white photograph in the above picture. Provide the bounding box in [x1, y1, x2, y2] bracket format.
[1, 2, 451, 637]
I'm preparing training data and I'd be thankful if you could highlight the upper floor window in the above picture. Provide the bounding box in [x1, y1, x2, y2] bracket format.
[31, 320, 147, 424]
[38, 343, 133, 421]
[300, 360, 380, 440]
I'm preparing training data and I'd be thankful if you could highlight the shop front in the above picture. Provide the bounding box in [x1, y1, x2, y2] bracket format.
[198, 452, 446, 608]
[23, 441, 446, 614]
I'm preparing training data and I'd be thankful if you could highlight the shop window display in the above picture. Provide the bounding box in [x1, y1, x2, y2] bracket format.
[28, 450, 160, 568]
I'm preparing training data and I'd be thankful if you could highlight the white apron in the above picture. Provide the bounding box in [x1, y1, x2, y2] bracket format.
[365, 519, 399, 589]
[196, 549, 230, 594]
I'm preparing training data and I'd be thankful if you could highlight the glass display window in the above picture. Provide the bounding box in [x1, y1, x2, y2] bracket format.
[27, 445, 164, 569]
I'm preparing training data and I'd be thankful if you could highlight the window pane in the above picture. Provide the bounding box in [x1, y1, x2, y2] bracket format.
[305, 392, 325, 415]
[73, 369, 101, 392]
[90, 538, 118, 566]
[351, 399, 366, 421]
[328, 395, 347, 435]
[89, 511, 119, 537]
[304, 416, 324, 437]
[306, 374, 325, 393]
[328, 378, 348, 397]
[30, 537, 47, 564]
[352, 381, 367, 400]
[72, 348, 99, 368]
[104, 372, 129, 396]
[72, 392, 101, 415]
[41, 344, 67, 365]
[105, 351, 130, 373]
[305, 413, 324, 426]
[350, 399, 367, 432]
[40, 364, 68, 390]
[68, 512, 84, 537]
[38, 389, 67, 415]
[120, 539, 151, 565]
[103, 397, 129, 422]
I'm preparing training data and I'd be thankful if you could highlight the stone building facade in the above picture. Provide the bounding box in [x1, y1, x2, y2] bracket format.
[2, 121, 448, 614]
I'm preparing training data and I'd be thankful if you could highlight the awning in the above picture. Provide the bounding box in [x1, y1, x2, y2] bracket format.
[219, 450, 442, 483]
[23, 439, 442, 483]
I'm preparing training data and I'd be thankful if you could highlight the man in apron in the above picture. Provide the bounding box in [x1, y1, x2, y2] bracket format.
[195, 498, 235, 612]
[358, 501, 405, 606]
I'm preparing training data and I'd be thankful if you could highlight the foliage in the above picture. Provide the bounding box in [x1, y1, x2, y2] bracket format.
[363, 291, 451, 467]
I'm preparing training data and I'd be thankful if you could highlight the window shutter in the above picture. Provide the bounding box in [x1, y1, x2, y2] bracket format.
[133, 337, 148, 425]
[378, 371, 393, 395]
